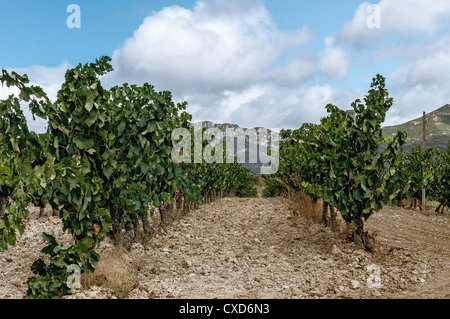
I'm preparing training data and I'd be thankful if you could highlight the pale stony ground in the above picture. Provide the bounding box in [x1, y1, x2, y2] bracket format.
[1, 190, 449, 299]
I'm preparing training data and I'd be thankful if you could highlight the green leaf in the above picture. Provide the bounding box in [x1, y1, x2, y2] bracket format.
[154, 194, 162, 207]
[31, 259, 47, 276]
[73, 136, 94, 150]
[103, 166, 113, 179]
[77, 237, 94, 253]
[353, 188, 362, 201]
[19, 89, 30, 102]
[41, 243, 57, 255]
[42, 232, 56, 244]
[85, 100, 94, 112]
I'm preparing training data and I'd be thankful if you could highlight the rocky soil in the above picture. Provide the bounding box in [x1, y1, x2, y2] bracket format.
[1, 190, 449, 299]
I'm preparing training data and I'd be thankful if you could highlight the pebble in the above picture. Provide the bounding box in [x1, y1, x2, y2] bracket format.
[372, 290, 382, 297]
[310, 289, 323, 297]
[351, 280, 360, 289]
[331, 245, 341, 255]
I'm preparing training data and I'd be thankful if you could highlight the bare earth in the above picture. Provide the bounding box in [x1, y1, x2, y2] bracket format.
[1, 191, 449, 299]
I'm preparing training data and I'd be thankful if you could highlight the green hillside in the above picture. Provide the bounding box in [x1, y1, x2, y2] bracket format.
[382, 104, 450, 153]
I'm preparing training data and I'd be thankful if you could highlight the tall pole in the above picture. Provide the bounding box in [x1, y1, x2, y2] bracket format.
[422, 111, 426, 209]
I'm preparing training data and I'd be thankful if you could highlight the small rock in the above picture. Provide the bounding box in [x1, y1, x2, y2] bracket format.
[331, 245, 341, 255]
[372, 290, 382, 297]
[290, 287, 303, 296]
[310, 289, 323, 297]
[254, 237, 260, 243]
[351, 280, 360, 289]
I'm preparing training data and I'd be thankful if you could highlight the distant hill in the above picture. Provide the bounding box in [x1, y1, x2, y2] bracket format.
[193, 121, 277, 175]
[195, 105, 449, 175]
[382, 104, 450, 153]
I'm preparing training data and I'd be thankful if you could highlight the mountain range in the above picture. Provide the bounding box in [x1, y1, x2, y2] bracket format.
[201, 104, 449, 175]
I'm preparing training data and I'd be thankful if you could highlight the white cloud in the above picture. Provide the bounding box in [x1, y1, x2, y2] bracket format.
[317, 36, 351, 80]
[390, 36, 450, 87]
[108, 0, 312, 95]
[337, 0, 450, 48]
[380, 35, 450, 125]
[378, 36, 450, 125]
[182, 83, 364, 130]
[0, 85, 19, 100]
[102, 0, 358, 130]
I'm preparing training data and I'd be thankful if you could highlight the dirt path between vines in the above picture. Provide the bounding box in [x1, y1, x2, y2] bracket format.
[1, 190, 449, 299]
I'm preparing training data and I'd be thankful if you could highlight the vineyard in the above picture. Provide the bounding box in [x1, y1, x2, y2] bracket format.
[1, 58, 449, 299]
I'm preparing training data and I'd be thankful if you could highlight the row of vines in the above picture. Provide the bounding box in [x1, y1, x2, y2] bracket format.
[0, 57, 257, 298]
[263, 74, 449, 251]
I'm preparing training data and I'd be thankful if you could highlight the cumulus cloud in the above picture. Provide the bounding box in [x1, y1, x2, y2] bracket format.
[390, 36, 450, 87]
[383, 35, 450, 125]
[183, 83, 365, 129]
[317, 36, 351, 80]
[107, 0, 313, 95]
[102, 0, 358, 129]
[337, 0, 450, 49]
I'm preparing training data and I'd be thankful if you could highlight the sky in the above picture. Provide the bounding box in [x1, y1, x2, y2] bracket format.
[1, 0, 450, 133]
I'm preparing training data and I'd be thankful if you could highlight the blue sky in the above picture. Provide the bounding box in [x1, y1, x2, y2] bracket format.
[0, 0, 194, 67]
[0, 1, 360, 67]
[1, 0, 450, 132]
